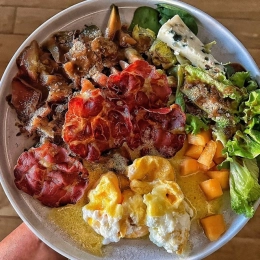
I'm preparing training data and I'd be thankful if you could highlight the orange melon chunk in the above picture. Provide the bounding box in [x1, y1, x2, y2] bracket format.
[213, 140, 226, 164]
[198, 161, 215, 172]
[206, 170, 230, 190]
[197, 140, 217, 168]
[200, 214, 226, 241]
[180, 157, 200, 176]
[185, 144, 204, 159]
[199, 178, 223, 200]
[187, 129, 211, 146]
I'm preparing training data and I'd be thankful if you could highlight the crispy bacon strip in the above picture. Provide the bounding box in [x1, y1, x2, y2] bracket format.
[129, 105, 186, 158]
[63, 88, 132, 161]
[106, 60, 172, 110]
[62, 60, 186, 161]
[14, 142, 89, 207]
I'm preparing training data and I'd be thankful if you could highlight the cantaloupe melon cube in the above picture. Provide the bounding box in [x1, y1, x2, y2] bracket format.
[187, 129, 211, 146]
[213, 140, 226, 164]
[197, 140, 217, 168]
[198, 161, 216, 172]
[200, 214, 226, 241]
[199, 178, 223, 200]
[180, 157, 200, 176]
[206, 170, 230, 190]
[185, 144, 204, 159]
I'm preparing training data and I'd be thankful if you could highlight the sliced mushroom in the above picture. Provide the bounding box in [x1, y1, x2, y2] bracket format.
[11, 77, 42, 122]
[105, 4, 121, 40]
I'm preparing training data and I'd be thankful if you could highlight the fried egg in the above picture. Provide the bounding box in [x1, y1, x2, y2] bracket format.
[127, 156, 193, 254]
[121, 189, 148, 238]
[143, 180, 193, 255]
[82, 172, 123, 245]
[82, 172, 148, 245]
[127, 155, 175, 182]
[82, 156, 193, 255]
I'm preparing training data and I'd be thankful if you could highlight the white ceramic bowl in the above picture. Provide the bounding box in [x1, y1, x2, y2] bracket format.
[0, 1, 259, 259]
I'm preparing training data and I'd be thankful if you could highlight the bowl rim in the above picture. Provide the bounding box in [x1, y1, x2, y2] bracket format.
[0, 0, 259, 259]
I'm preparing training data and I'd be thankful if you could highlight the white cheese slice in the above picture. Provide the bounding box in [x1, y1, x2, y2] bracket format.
[157, 15, 224, 73]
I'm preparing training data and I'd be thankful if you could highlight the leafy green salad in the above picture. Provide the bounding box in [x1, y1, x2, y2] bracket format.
[130, 3, 260, 218]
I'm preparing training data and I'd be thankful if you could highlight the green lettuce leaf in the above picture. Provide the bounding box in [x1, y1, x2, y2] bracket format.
[175, 91, 185, 111]
[246, 79, 258, 92]
[245, 115, 260, 132]
[225, 130, 260, 159]
[185, 114, 209, 134]
[226, 89, 260, 159]
[212, 127, 228, 146]
[156, 4, 198, 34]
[229, 157, 260, 217]
[243, 89, 260, 122]
[129, 6, 160, 33]
[230, 71, 250, 88]
[229, 71, 258, 91]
